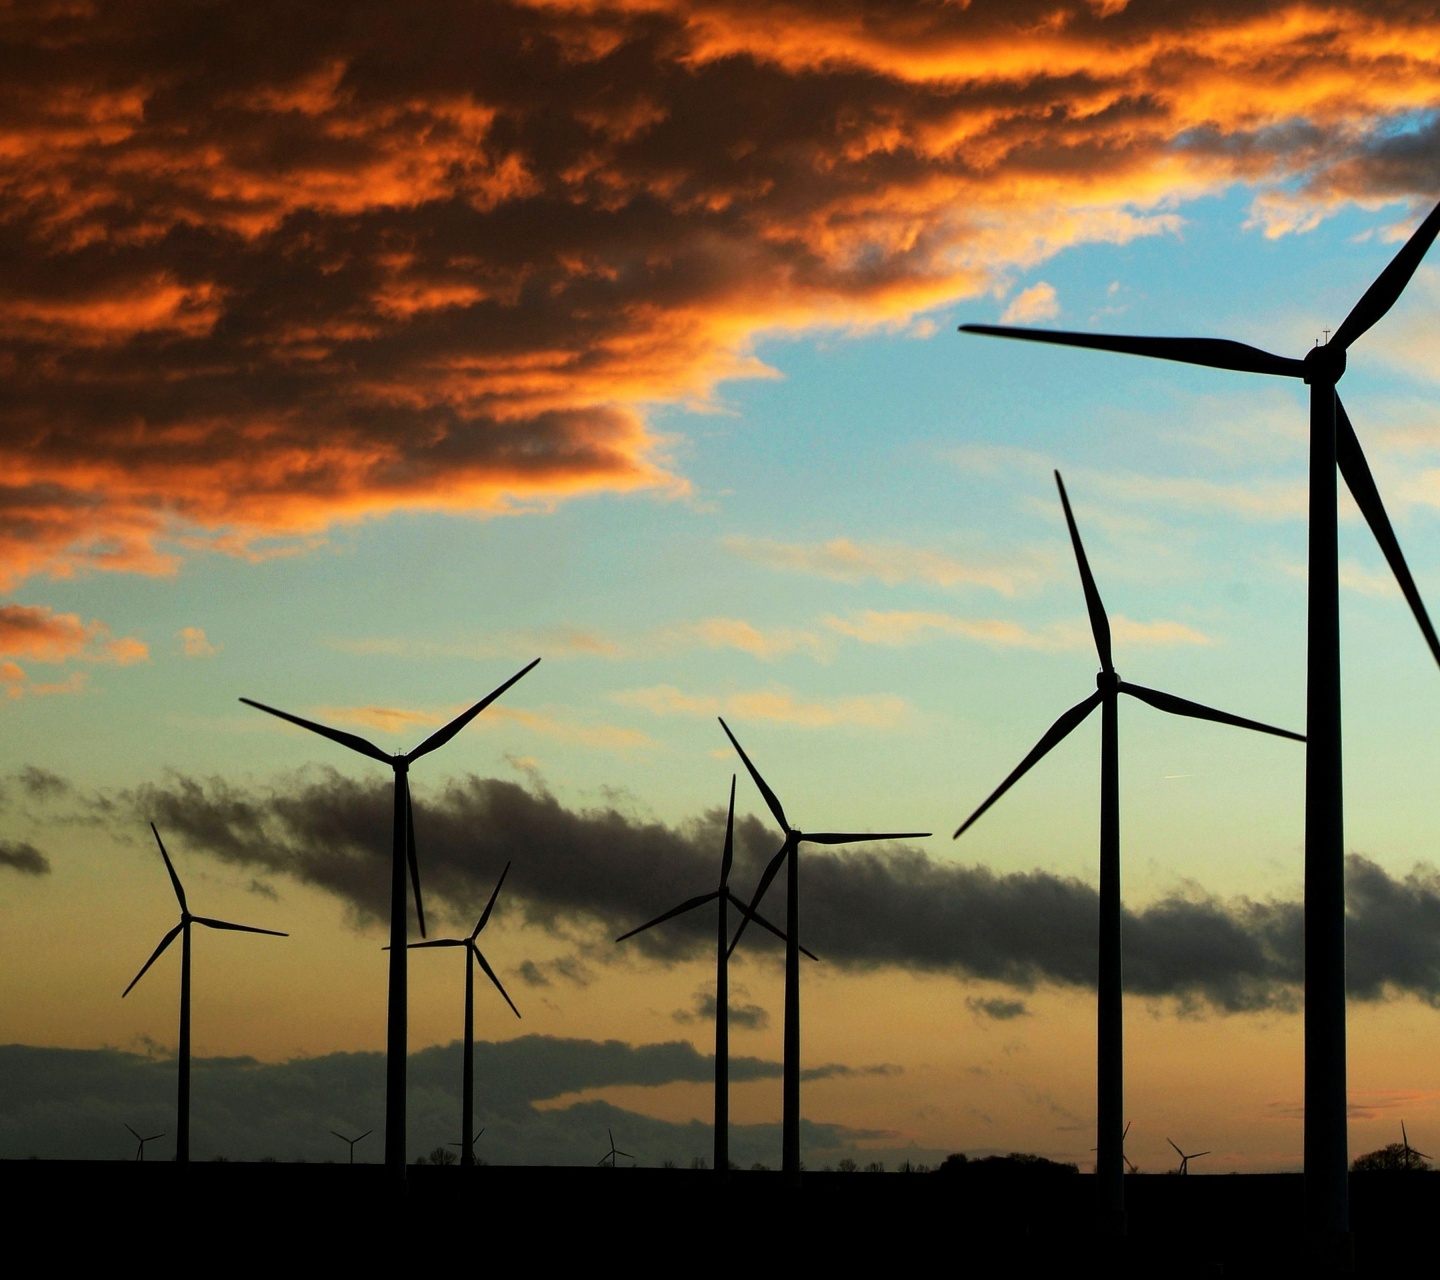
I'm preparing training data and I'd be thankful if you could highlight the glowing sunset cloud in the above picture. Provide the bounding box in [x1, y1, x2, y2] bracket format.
[2, 1, 1440, 595]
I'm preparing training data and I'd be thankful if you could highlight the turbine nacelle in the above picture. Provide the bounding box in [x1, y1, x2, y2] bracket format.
[1303, 342, 1346, 386]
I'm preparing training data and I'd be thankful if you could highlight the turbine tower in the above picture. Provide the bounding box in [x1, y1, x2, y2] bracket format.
[953, 473, 1303, 1234]
[122, 824, 287, 1163]
[1168, 1138, 1210, 1176]
[125, 1123, 165, 1163]
[616, 776, 817, 1176]
[962, 201, 1440, 1247]
[409, 863, 521, 1168]
[330, 1129, 372, 1164]
[722, 719, 929, 1184]
[241, 657, 538, 1181]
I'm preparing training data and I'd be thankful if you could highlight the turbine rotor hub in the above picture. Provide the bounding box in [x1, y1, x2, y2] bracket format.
[1096, 670, 1120, 693]
[1303, 341, 1346, 385]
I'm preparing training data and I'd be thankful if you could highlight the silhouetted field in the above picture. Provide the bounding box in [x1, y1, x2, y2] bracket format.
[5, 1161, 1435, 1270]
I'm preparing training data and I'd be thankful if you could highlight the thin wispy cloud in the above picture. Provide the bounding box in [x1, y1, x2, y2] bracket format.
[176, 626, 221, 658]
[824, 610, 1211, 652]
[312, 703, 654, 753]
[1000, 281, 1059, 325]
[613, 684, 910, 730]
[724, 536, 1047, 596]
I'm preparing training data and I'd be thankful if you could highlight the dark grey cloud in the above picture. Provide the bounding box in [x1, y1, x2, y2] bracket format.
[968, 998, 1030, 1022]
[0, 839, 49, 875]
[36, 767, 1440, 1013]
[0, 1038, 920, 1168]
[674, 989, 768, 1031]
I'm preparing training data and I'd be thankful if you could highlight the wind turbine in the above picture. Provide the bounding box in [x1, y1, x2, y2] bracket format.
[449, 1127, 485, 1162]
[409, 863, 520, 1168]
[1168, 1138, 1211, 1176]
[962, 201, 1440, 1244]
[330, 1129, 372, 1164]
[721, 719, 929, 1184]
[125, 1123, 165, 1163]
[1092, 1119, 1137, 1173]
[953, 472, 1303, 1233]
[616, 776, 818, 1176]
[240, 656, 539, 1181]
[599, 1128, 634, 1168]
[122, 823, 287, 1164]
[1401, 1122, 1431, 1171]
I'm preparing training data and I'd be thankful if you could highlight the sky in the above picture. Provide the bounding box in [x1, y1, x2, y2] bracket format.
[4, 0, 1440, 1171]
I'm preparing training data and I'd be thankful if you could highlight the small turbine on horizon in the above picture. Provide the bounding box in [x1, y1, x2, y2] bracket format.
[1168, 1138, 1211, 1176]
[962, 201, 1440, 1242]
[409, 863, 521, 1168]
[241, 657, 539, 1182]
[953, 472, 1303, 1232]
[449, 1127, 485, 1162]
[722, 718, 929, 1184]
[616, 775, 817, 1177]
[122, 823, 286, 1164]
[330, 1129, 373, 1165]
[125, 1123, 165, 1163]
[599, 1128, 634, 1168]
[1402, 1122, 1431, 1172]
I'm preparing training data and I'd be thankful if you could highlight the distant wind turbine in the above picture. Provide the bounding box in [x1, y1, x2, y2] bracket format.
[409, 863, 521, 1168]
[616, 776, 817, 1176]
[125, 1123, 165, 1163]
[241, 657, 539, 1181]
[599, 1128, 633, 1168]
[122, 824, 286, 1163]
[1401, 1122, 1431, 1172]
[449, 1127, 485, 1162]
[953, 472, 1303, 1233]
[330, 1129, 373, 1165]
[962, 200, 1440, 1245]
[1168, 1138, 1211, 1176]
[722, 719, 929, 1184]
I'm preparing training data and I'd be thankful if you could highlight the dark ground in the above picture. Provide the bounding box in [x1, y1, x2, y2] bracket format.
[6, 1161, 1434, 1272]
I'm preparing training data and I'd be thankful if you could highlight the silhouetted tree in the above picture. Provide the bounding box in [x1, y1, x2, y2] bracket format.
[1352, 1144, 1432, 1172]
[836, 1158, 859, 1173]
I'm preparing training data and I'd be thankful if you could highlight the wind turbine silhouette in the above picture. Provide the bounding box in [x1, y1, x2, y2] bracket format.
[963, 201, 1440, 1244]
[330, 1129, 373, 1164]
[122, 823, 286, 1164]
[409, 863, 520, 1168]
[953, 472, 1303, 1233]
[1092, 1118, 1137, 1172]
[721, 719, 929, 1184]
[1168, 1138, 1210, 1176]
[1401, 1121, 1431, 1171]
[449, 1127, 485, 1162]
[599, 1128, 633, 1168]
[241, 657, 538, 1181]
[616, 776, 818, 1176]
[125, 1123, 165, 1163]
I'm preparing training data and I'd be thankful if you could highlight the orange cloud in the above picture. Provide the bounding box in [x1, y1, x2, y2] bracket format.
[0, 603, 147, 695]
[1, 1, 1439, 591]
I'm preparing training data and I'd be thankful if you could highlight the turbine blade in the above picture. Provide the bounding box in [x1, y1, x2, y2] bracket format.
[125, 1124, 141, 1141]
[1123, 1120, 1131, 1139]
[473, 946, 521, 1018]
[615, 891, 720, 943]
[1332, 199, 1440, 351]
[358, 1130, 372, 1142]
[1336, 397, 1440, 669]
[405, 778, 426, 939]
[717, 718, 788, 832]
[1055, 471, 1113, 672]
[720, 775, 736, 885]
[407, 938, 467, 949]
[238, 698, 391, 764]
[953, 692, 1103, 839]
[404, 658, 541, 764]
[804, 831, 930, 845]
[191, 916, 288, 936]
[1193, 1151, 1211, 1158]
[1167, 1138, 1184, 1157]
[727, 840, 790, 957]
[150, 824, 187, 913]
[330, 1131, 349, 1142]
[474, 861, 511, 938]
[732, 894, 820, 961]
[122, 923, 183, 997]
[959, 324, 1304, 378]
[1119, 681, 1304, 742]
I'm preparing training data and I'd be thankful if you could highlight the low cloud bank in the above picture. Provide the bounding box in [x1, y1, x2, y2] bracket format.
[0, 1038, 908, 1168]
[90, 768, 1440, 1015]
